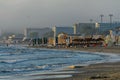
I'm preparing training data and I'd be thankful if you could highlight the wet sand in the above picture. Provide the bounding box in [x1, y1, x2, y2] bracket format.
[29, 46, 120, 80]
[57, 62, 120, 80]
[32, 62, 120, 80]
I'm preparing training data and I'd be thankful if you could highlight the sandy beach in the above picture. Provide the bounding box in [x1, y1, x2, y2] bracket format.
[28, 46, 120, 80]
[42, 62, 120, 80]
[30, 46, 120, 54]
[50, 46, 120, 54]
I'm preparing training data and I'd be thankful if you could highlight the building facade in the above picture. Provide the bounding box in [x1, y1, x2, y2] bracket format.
[99, 23, 120, 33]
[24, 28, 51, 39]
[73, 23, 95, 35]
[52, 26, 74, 46]
[74, 23, 120, 35]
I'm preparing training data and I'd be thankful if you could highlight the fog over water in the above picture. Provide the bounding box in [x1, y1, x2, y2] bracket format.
[0, 0, 120, 33]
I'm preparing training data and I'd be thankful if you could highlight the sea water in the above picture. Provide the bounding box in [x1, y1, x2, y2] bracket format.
[0, 45, 119, 80]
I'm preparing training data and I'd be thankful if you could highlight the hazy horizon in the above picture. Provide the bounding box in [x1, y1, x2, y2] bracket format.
[0, 0, 120, 33]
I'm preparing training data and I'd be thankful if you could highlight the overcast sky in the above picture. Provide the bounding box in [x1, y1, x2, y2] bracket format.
[0, 0, 120, 33]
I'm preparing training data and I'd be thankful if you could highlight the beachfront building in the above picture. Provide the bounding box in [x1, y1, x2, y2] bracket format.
[48, 24, 105, 47]
[66, 34, 84, 47]
[74, 23, 120, 35]
[67, 34, 104, 47]
[52, 26, 74, 46]
[51, 24, 105, 47]
[55, 32, 104, 48]
[53, 32, 83, 47]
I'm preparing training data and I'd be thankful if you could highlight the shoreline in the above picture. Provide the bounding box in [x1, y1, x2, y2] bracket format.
[27, 46, 120, 80]
[50, 47, 120, 54]
[28, 46, 120, 54]
[31, 62, 120, 80]
[47, 62, 120, 80]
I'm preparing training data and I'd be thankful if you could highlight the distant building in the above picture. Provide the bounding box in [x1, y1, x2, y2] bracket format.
[99, 23, 120, 33]
[6, 34, 24, 44]
[73, 23, 95, 35]
[24, 28, 51, 39]
[74, 23, 120, 35]
[52, 26, 74, 46]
